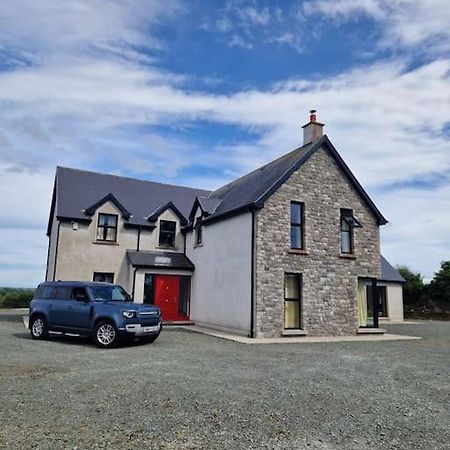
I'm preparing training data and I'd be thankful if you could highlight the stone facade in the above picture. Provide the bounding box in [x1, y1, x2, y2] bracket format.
[254, 145, 381, 337]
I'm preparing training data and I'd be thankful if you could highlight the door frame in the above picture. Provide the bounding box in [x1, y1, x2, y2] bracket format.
[142, 273, 191, 321]
[358, 277, 379, 328]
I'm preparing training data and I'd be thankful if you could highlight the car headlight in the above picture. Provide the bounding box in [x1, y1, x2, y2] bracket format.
[122, 311, 136, 319]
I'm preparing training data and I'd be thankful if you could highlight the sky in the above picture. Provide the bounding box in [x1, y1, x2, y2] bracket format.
[0, 0, 449, 287]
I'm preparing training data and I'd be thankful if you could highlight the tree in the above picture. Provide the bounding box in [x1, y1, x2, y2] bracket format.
[397, 265, 424, 305]
[426, 260, 450, 305]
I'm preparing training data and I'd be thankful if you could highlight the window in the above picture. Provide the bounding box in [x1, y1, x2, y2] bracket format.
[52, 286, 72, 300]
[290, 202, 304, 249]
[89, 285, 129, 301]
[71, 287, 88, 301]
[284, 273, 302, 329]
[159, 220, 176, 247]
[96, 214, 118, 242]
[379, 286, 388, 317]
[143, 274, 154, 305]
[340, 209, 361, 254]
[195, 219, 203, 246]
[93, 272, 114, 283]
[179, 276, 191, 316]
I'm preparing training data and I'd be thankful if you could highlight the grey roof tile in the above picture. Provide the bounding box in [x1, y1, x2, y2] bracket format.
[380, 256, 405, 282]
[54, 167, 209, 228]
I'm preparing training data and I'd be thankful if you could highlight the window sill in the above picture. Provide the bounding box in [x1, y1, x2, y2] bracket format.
[93, 240, 119, 246]
[282, 329, 308, 336]
[339, 253, 356, 259]
[156, 245, 178, 250]
[288, 249, 309, 255]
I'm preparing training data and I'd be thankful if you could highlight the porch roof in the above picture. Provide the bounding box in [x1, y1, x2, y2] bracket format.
[127, 250, 195, 271]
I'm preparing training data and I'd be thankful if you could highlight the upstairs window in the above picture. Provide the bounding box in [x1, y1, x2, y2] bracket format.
[195, 218, 203, 246]
[340, 209, 361, 254]
[97, 214, 118, 242]
[159, 220, 176, 247]
[290, 202, 304, 249]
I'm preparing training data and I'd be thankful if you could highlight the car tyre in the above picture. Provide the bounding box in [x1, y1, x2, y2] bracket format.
[94, 320, 118, 348]
[30, 315, 49, 340]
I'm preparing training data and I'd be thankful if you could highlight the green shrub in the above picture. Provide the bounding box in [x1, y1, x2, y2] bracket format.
[0, 290, 33, 308]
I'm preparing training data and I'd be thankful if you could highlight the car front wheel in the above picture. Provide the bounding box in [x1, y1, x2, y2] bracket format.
[94, 320, 118, 348]
[30, 316, 49, 340]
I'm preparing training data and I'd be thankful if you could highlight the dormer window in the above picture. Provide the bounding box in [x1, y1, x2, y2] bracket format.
[97, 214, 118, 242]
[159, 220, 176, 247]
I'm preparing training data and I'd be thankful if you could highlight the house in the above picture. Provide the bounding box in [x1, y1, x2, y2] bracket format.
[45, 111, 404, 337]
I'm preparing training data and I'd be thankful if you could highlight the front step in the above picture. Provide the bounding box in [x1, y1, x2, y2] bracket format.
[163, 320, 195, 326]
[357, 328, 386, 335]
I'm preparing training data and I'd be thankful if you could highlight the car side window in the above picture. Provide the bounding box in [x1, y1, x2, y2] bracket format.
[52, 287, 72, 300]
[72, 288, 88, 302]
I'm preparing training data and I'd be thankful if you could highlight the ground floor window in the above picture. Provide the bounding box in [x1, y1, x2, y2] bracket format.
[143, 274, 154, 305]
[284, 273, 302, 329]
[358, 279, 381, 328]
[179, 276, 190, 316]
[379, 286, 388, 317]
[93, 272, 114, 283]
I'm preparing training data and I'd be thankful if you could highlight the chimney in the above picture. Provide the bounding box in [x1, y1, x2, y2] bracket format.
[302, 109, 324, 145]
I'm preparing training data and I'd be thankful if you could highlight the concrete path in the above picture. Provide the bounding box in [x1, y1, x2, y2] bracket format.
[178, 325, 422, 344]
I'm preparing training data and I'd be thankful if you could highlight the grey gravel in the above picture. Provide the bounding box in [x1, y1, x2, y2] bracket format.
[0, 311, 449, 450]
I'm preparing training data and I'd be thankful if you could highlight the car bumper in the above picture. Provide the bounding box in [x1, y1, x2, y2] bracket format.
[121, 322, 162, 336]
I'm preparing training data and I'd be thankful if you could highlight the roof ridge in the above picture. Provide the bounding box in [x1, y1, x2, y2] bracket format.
[56, 166, 211, 194]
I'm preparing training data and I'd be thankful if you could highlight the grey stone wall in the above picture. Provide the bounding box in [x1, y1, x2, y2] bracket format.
[254, 146, 381, 337]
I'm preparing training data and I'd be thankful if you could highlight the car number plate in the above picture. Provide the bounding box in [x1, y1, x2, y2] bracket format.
[142, 325, 159, 333]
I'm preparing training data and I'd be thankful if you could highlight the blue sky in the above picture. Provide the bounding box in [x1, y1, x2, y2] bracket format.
[0, 0, 449, 287]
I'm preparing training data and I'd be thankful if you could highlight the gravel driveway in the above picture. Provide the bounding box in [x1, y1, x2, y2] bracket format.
[0, 311, 449, 450]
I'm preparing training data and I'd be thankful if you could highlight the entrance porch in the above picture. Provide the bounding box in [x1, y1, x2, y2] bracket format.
[127, 250, 194, 323]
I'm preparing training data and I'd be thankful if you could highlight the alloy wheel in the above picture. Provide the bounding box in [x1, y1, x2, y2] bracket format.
[96, 324, 116, 346]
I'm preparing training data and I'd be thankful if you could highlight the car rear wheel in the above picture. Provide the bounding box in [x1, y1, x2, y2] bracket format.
[30, 316, 49, 340]
[94, 320, 118, 348]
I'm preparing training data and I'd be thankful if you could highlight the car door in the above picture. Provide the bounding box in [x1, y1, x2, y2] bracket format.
[69, 287, 92, 331]
[48, 286, 73, 328]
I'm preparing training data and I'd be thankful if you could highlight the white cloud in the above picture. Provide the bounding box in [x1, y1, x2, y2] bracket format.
[209, 0, 305, 52]
[303, 0, 450, 53]
[0, 0, 182, 60]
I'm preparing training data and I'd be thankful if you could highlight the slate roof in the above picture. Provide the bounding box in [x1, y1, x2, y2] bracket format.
[48, 167, 209, 235]
[127, 250, 195, 271]
[380, 256, 406, 283]
[48, 135, 387, 235]
[203, 135, 387, 225]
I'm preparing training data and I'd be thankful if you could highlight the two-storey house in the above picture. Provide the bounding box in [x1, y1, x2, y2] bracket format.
[45, 112, 404, 337]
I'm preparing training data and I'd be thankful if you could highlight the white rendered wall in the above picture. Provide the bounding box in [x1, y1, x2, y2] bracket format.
[379, 281, 404, 321]
[186, 211, 253, 335]
[52, 201, 185, 292]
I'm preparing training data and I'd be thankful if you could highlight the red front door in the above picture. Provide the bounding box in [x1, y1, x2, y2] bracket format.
[155, 275, 180, 321]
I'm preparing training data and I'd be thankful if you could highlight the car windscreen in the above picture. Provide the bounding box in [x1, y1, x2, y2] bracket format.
[88, 286, 129, 302]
